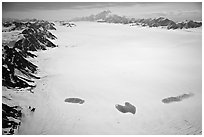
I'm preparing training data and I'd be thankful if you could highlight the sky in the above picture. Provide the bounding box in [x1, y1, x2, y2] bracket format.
[2, 2, 202, 22]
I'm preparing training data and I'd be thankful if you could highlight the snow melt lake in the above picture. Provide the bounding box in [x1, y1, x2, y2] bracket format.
[18, 22, 202, 135]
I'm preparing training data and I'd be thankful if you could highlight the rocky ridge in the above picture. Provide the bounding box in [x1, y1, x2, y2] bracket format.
[2, 19, 57, 134]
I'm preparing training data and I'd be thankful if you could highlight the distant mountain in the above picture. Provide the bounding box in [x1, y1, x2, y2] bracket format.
[132, 17, 202, 29]
[72, 10, 111, 22]
[3, 20, 57, 32]
[58, 21, 76, 27]
[71, 10, 202, 29]
[72, 10, 129, 24]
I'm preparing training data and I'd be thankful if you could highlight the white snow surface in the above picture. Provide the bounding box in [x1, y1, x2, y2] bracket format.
[18, 22, 202, 135]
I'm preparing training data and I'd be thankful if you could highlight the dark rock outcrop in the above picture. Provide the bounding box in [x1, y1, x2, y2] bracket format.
[2, 19, 58, 134]
[2, 21, 13, 27]
[2, 103, 22, 135]
[2, 45, 38, 89]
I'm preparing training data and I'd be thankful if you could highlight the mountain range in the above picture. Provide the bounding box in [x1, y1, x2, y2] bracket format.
[2, 19, 57, 134]
[72, 10, 202, 29]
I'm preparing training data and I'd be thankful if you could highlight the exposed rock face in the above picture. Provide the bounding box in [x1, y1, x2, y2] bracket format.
[15, 27, 57, 52]
[2, 21, 13, 27]
[2, 45, 38, 88]
[167, 20, 202, 29]
[135, 17, 176, 28]
[2, 103, 22, 135]
[2, 19, 58, 134]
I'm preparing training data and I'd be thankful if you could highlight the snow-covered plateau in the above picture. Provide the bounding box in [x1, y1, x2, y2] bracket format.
[3, 21, 202, 135]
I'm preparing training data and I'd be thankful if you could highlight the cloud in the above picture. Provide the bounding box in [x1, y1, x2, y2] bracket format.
[2, 2, 138, 12]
